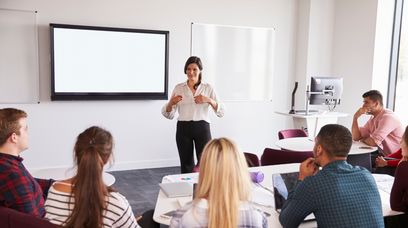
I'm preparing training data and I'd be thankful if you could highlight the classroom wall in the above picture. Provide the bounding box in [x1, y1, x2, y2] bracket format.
[0, 0, 388, 172]
[0, 0, 298, 171]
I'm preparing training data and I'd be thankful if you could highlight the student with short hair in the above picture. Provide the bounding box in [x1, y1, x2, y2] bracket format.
[169, 138, 267, 228]
[279, 124, 384, 228]
[0, 108, 54, 217]
[44, 126, 140, 228]
[352, 90, 403, 156]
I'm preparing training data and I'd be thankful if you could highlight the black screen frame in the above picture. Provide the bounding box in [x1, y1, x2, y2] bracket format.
[50, 23, 169, 101]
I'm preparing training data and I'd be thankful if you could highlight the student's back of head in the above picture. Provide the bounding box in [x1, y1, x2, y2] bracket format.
[65, 126, 114, 228]
[195, 137, 252, 228]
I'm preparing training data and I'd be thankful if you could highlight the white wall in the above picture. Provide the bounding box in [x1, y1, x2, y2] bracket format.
[0, 0, 298, 171]
[331, 0, 379, 127]
[0, 0, 389, 172]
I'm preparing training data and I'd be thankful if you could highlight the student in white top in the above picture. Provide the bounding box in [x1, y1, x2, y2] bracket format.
[44, 126, 140, 228]
[162, 56, 225, 173]
[169, 138, 267, 228]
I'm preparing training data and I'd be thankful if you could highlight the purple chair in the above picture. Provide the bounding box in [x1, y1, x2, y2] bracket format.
[278, 129, 308, 140]
[260, 148, 313, 166]
[243, 152, 260, 167]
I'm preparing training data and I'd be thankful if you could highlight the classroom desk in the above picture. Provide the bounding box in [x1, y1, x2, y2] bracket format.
[153, 163, 401, 227]
[275, 137, 377, 169]
[275, 111, 348, 138]
[31, 167, 116, 186]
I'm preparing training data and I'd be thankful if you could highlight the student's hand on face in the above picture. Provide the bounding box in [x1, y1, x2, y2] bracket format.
[298, 158, 318, 181]
[194, 94, 209, 104]
[375, 156, 387, 167]
[354, 107, 368, 118]
[170, 95, 183, 105]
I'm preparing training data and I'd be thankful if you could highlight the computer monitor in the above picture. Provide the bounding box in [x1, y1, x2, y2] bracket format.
[309, 77, 343, 107]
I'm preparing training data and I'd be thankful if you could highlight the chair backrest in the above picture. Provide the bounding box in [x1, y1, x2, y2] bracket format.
[260, 148, 313, 166]
[0, 206, 58, 228]
[278, 129, 308, 140]
[243, 152, 260, 167]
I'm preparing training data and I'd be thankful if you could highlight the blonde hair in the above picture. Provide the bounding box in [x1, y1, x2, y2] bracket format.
[194, 138, 251, 228]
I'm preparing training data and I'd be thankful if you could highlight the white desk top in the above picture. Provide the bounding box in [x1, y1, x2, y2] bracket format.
[153, 163, 400, 227]
[275, 137, 377, 155]
[31, 167, 115, 186]
[275, 111, 348, 119]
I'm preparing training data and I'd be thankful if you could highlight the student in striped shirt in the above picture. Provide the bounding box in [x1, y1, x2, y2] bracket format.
[44, 126, 140, 228]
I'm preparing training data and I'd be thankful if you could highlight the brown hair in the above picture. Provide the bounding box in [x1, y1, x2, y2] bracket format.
[184, 56, 203, 90]
[404, 126, 408, 146]
[0, 108, 27, 146]
[363, 90, 383, 106]
[316, 124, 352, 158]
[64, 126, 114, 228]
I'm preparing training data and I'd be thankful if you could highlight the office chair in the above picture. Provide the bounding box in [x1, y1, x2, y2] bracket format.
[243, 152, 260, 167]
[278, 129, 308, 140]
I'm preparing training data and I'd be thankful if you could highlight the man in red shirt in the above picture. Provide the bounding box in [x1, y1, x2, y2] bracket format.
[0, 108, 53, 217]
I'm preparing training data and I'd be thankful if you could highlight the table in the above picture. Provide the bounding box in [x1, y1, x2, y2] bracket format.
[153, 163, 401, 227]
[31, 167, 116, 186]
[275, 137, 377, 169]
[275, 111, 348, 138]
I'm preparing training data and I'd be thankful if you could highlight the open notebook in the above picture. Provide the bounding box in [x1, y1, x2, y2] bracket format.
[272, 172, 315, 221]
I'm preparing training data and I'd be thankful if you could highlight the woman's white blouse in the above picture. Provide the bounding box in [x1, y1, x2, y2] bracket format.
[161, 82, 225, 123]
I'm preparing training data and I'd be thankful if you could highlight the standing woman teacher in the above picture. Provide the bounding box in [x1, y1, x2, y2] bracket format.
[162, 56, 225, 173]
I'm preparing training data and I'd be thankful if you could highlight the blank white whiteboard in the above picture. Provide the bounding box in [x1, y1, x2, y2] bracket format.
[0, 9, 39, 103]
[191, 23, 275, 101]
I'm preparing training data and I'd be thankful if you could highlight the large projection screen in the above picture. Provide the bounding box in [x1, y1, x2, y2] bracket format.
[50, 24, 169, 100]
[191, 23, 275, 101]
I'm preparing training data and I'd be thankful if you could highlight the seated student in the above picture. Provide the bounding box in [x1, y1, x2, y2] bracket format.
[169, 138, 267, 228]
[279, 124, 384, 228]
[375, 148, 402, 176]
[391, 126, 408, 212]
[0, 108, 54, 218]
[44, 126, 140, 227]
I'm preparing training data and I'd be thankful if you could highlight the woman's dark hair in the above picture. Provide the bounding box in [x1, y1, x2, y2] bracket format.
[184, 56, 203, 90]
[404, 126, 408, 146]
[64, 126, 114, 228]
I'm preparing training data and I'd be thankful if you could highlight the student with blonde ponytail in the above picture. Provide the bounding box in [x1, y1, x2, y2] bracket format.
[169, 138, 267, 228]
[44, 126, 140, 228]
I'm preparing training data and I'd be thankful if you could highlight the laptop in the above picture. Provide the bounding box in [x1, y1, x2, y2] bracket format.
[159, 182, 194, 198]
[272, 172, 315, 221]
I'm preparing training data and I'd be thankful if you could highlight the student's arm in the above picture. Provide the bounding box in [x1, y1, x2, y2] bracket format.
[279, 180, 315, 227]
[361, 137, 377, 147]
[352, 107, 368, 141]
[368, 114, 401, 148]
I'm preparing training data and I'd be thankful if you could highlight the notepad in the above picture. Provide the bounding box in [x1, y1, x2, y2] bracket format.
[159, 182, 194, 198]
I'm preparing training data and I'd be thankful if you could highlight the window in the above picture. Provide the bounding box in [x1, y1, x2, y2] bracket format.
[389, 0, 407, 125]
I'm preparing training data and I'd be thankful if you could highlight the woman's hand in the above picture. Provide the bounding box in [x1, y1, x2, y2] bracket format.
[375, 156, 387, 167]
[166, 95, 182, 112]
[170, 95, 183, 105]
[194, 94, 210, 104]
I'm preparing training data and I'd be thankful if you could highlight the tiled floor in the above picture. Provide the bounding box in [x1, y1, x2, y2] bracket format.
[110, 166, 180, 216]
